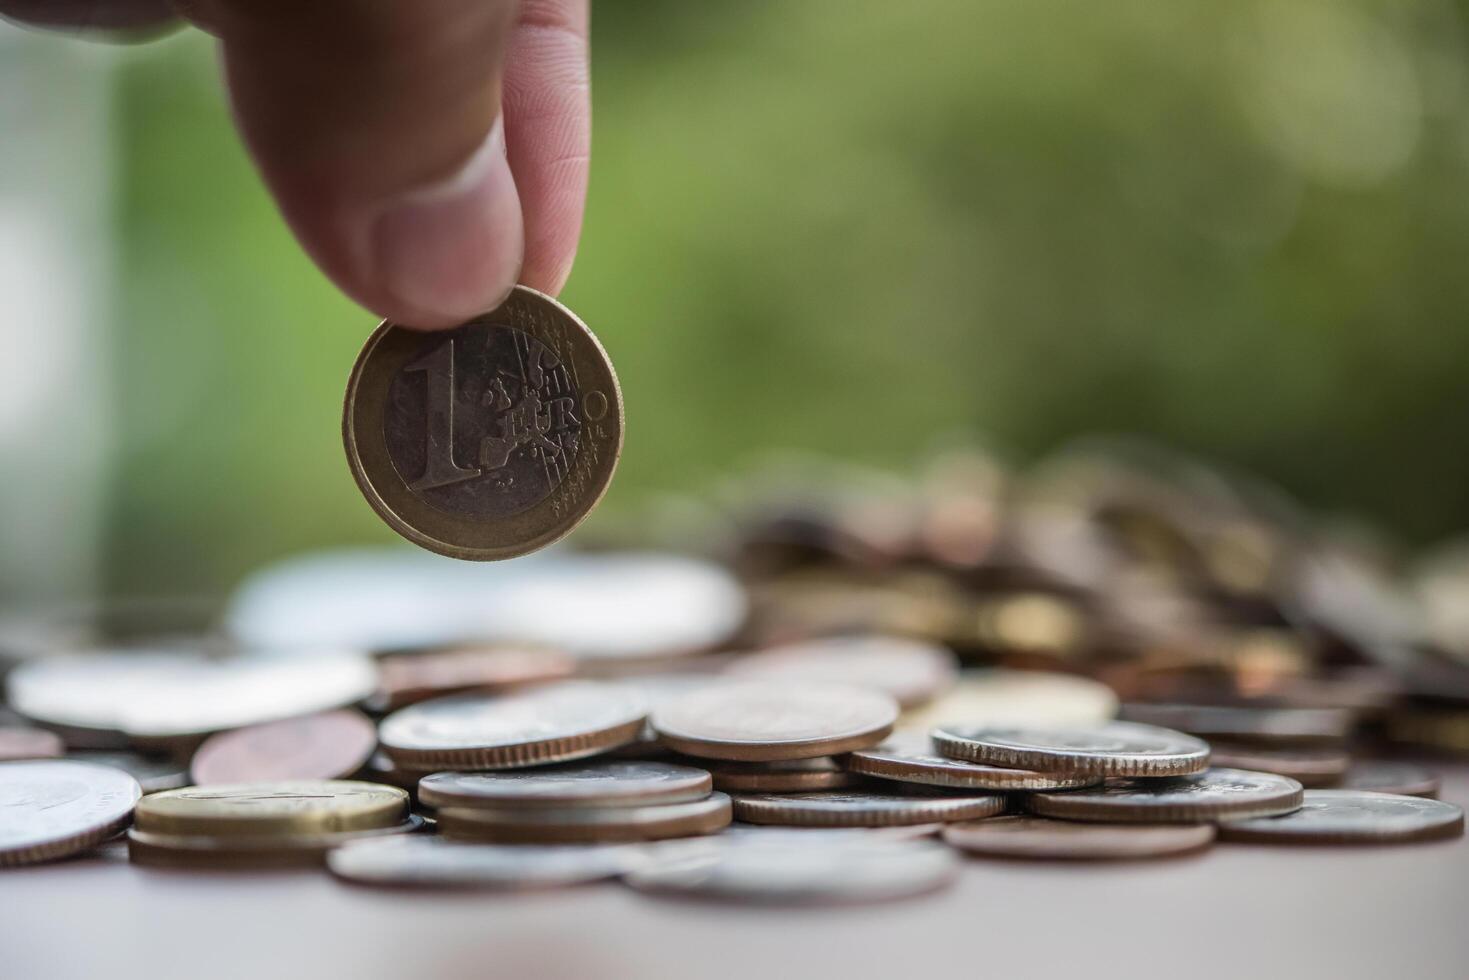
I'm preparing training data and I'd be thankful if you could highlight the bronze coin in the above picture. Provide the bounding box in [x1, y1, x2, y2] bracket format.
[0, 726, 64, 761]
[1337, 762, 1441, 799]
[1119, 702, 1354, 745]
[1218, 790, 1464, 844]
[847, 731, 1101, 792]
[1027, 768, 1303, 823]
[343, 286, 623, 561]
[651, 682, 897, 762]
[190, 710, 378, 785]
[418, 761, 713, 809]
[705, 757, 855, 793]
[1204, 743, 1351, 788]
[943, 815, 1216, 860]
[932, 721, 1209, 777]
[730, 788, 1005, 827]
[436, 792, 732, 843]
[372, 646, 576, 710]
[378, 682, 647, 771]
[726, 636, 958, 708]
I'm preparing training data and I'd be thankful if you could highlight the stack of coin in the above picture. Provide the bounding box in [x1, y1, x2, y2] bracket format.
[420, 762, 731, 843]
[126, 780, 419, 868]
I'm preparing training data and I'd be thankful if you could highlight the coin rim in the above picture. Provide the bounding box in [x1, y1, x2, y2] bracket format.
[134, 780, 410, 837]
[342, 285, 625, 561]
[847, 742, 1102, 791]
[417, 762, 714, 809]
[436, 792, 733, 843]
[931, 722, 1210, 777]
[730, 790, 1006, 827]
[1025, 768, 1304, 823]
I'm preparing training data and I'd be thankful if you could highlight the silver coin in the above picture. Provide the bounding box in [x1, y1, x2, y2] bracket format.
[6, 651, 377, 739]
[624, 834, 958, 904]
[418, 761, 712, 809]
[1338, 761, 1441, 799]
[1027, 768, 1304, 823]
[847, 731, 1101, 791]
[1119, 702, 1355, 744]
[932, 721, 1209, 776]
[650, 681, 898, 761]
[0, 760, 142, 865]
[379, 682, 648, 770]
[437, 792, 732, 843]
[226, 548, 746, 661]
[943, 815, 1216, 860]
[726, 636, 958, 708]
[327, 835, 646, 888]
[67, 752, 188, 794]
[1218, 790, 1465, 844]
[732, 788, 1005, 827]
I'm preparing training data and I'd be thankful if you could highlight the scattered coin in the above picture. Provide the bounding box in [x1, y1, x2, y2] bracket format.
[0, 726, 64, 761]
[372, 646, 576, 710]
[846, 731, 1101, 792]
[651, 682, 897, 761]
[704, 757, 854, 793]
[1218, 790, 1464, 844]
[135, 781, 409, 838]
[0, 760, 142, 866]
[127, 816, 423, 869]
[436, 792, 732, 843]
[726, 636, 958, 708]
[378, 682, 648, 771]
[1119, 702, 1354, 744]
[1338, 761, 1441, 799]
[731, 788, 1005, 827]
[717, 823, 946, 841]
[418, 761, 713, 810]
[190, 710, 378, 786]
[343, 286, 624, 561]
[624, 834, 959, 905]
[902, 669, 1118, 730]
[1202, 743, 1351, 788]
[944, 816, 1216, 860]
[1027, 768, 1303, 823]
[68, 752, 189, 794]
[932, 721, 1209, 777]
[328, 836, 648, 889]
[6, 651, 377, 740]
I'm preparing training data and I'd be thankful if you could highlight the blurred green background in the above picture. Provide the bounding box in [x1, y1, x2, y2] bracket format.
[20, 0, 1469, 596]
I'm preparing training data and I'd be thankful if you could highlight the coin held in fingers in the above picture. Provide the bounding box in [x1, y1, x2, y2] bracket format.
[343, 285, 624, 561]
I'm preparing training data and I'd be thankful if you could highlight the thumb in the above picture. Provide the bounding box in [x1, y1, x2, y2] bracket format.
[192, 0, 524, 329]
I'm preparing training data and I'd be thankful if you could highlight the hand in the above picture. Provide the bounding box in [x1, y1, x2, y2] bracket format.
[0, 1, 590, 329]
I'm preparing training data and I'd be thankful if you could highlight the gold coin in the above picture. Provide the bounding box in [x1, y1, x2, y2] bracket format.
[651, 682, 897, 762]
[134, 780, 408, 838]
[436, 792, 732, 843]
[126, 816, 422, 869]
[343, 285, 623, 561]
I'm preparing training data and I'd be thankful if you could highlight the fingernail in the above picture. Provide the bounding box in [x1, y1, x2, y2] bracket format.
[369, 119, 523, 327]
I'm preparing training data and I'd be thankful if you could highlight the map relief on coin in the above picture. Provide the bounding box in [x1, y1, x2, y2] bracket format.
[386, 323, 590, 519]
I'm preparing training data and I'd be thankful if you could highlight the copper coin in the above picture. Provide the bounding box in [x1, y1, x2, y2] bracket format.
[731, 788, 1005, 827]
[1027, 768, 1303, 823]
[328, 836, 647, 889]
[343, 285, 623, 561]
[932, 721, 1209, 777]
[373, 646, 576, 710]
[1119, 702, 1354, 745]
[0, 726, 64, 761]
[378, 682, 647, 771]
[705, 757, 854, 793]
[0, 760, 142, 866]
[1338, 761, 1441, 799]
[624, 835, 958, 905]
[651, 682, 897, 761]
[726, 636, 958, 708]
[126, 816, 422, 869]
[1218, 790, 1464, 844]
[944, 815, 1216, 860]
[847, 731, 1101, 792]
[1203, 743, 1351, 788]
[436, 792, 732, 843]
[418, 761, 712, 809]
[68, 751, 188, 794]
[190, 710, 378, 785]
